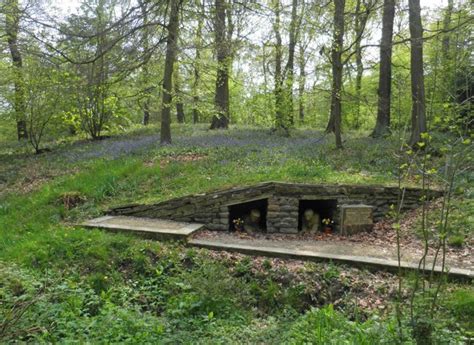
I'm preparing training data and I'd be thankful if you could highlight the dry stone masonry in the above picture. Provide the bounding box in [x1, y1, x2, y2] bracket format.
[110, 182, 442, 235]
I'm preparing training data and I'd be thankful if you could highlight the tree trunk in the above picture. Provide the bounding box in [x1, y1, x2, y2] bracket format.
[441, 0, 453, 60]
[160, 0, 181, 144]
[408, 0, 427, 146]
[176, 99, 185, 124]
[211, 0, 230, 129]
[273, 0, 285, 132]
[273, 0, 299, 133]
[143, 100, 150, 125]
[5, 0, 27, 140]
[354, 48, 363, 129]
[298, 43, 306, 123]
[192, 0, 204, 124]
[353, 0, 363, 130]
[139, 0, 151, 126]
[174, 61, 185, 123]
[284, 0, 298, 126]
[372, 0, 395, 137]
[326, 0, 345, 149]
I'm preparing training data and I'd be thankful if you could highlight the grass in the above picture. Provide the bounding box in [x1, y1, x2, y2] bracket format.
[443, 288, 474, 331]
[0, 125, 472, 343]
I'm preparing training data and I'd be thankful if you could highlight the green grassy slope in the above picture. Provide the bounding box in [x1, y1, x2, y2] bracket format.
[0, 126, 472, 343]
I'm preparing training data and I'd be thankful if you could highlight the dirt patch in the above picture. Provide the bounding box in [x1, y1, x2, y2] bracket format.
[59, 191, 87, 210]
[0, 160, 78, 198]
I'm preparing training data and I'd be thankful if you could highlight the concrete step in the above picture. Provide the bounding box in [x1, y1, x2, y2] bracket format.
[82, 216, 204, 240]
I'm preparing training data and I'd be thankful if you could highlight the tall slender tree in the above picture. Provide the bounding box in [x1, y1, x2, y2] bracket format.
[273, 0, 300, 133]
[353, 0, 371, 129]
[297, 41, 308, 123]
[160, 0, 181, 144]
[273, 0, 285, 132]
[285, 0, 299, 126]
[408, 0, 427, 146]
[5, 0, 27, 140]
[326, 0, 345, 149]
[372, 0, 395, 137]
[211, 0, 231, 129]
[139, 0, 152, 126]
[441, 0, 454, 60]
[191, 0, 204, 124]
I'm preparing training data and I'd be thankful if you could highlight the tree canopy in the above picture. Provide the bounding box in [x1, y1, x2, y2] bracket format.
[0, 0, 472, 150]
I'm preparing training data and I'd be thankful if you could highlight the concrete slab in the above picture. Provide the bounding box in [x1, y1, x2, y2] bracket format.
[188, 238, 473, 280]
[82, 216, 204, 240]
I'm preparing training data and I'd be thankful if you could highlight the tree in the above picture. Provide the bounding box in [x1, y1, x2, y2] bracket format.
[353, 0, 371, 129]
[441, 0, 454, 60]
[51, 0, 169, 135]
[273, 0, 301, 133]
[326, 0, 345, 149]
[174, 59, 185, 123]
[284, 0, 299, 126]
[273, 0, 284, 132]
[66, 0, 120, 140]
[24, 61, 64, 153]
[371, 0, 395, 137]
[160, 0, 181, 144]
[139, 0, 152, 126]
[297, 41, 308, 123]
[408, 0, 427, 146]
[4, 0, 27, 140]
[191, 0, 204, 124]
[211, 0, 231, 129]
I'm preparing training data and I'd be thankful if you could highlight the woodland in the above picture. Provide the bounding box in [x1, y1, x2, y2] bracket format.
[0, 0, 473, 343]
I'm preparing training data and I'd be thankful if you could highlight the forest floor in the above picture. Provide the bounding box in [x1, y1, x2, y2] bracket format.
[1, 125, 329, 196]
[0, 124, 472, 343]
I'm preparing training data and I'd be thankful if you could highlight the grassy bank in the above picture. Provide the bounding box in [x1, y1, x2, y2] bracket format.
[1, 126, 472, 343]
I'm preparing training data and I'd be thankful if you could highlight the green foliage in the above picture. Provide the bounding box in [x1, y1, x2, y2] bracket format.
[447, 234, 464, 248]
[443, 288, 474, 330]
[0, 263, 165, 343]
[286, 305, 398, 344]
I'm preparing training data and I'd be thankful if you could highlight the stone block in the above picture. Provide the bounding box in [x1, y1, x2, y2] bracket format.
[208, 223, 225, 230]
[280, 205, 298, 212]
[279, 217, 297, 224]
[279, 227, 298, 234]
[267, 211, 280, 218]
[340, 204, 374, 236]
[267, 204, 280, 211]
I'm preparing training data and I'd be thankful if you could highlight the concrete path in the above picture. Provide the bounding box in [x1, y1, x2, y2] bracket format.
[81, 217, 472, 279]
[187, 237, 473, 280]
[82, 216, 204, 240]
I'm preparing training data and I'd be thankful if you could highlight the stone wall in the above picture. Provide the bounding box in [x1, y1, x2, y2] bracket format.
[110, 182, 442, 233]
